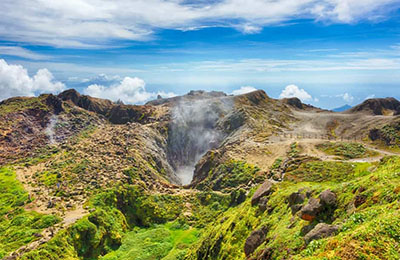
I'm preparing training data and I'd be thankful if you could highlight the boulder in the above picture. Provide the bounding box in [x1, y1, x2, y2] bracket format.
[288, 191, 305, 215]
[244, 226, 269, 256]
[304, 223, 339, 244]
[319, 189, 337, 207]
[288, 192, 306, 206]
[251, 181, 274, 206]
[300, 198, 322, 221]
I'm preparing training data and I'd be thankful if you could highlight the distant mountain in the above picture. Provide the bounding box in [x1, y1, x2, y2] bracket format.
[332, 104, 352, 112]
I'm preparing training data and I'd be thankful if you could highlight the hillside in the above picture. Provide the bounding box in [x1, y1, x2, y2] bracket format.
[0, 90, 400, 260]
[347, 97, 400, 115]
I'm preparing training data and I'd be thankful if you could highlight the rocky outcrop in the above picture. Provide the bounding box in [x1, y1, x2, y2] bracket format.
[59, 89, 157, 125]
[282, 97, 303, 109]
[299, 189, 337, 222]
[304, 223, 339, 244]
[107, 105, 154, 124]
[288, 191, 306, 215]
[319, 189, 337, 208]
[43, 94, 64, 114]
[58, 89, 113, 116]
[244, 226, 269, 256]
[300, 197, 321, 221]
[251, 181, 274, 206]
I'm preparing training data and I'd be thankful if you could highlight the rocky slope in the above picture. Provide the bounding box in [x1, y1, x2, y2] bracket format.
[0, 89, 399, 260]
[347, 97, 400, 115]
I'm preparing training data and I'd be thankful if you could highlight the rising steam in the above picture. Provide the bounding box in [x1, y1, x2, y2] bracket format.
[168, 97, 232, 185]
[45, 115, 58, 144]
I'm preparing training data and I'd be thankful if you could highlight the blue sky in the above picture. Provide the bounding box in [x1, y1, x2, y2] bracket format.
[0, 0, 400, 108]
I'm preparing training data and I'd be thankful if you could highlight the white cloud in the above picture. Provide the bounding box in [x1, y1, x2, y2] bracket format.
[231, 86, 258, 95]
[0, 59, 65, 101]
[279, 84, 313, 102]
[336, 92, 354, 103]
[83, 76, 176, 104]
[0, 0, 398, 47]
[0, 46, 50, 60]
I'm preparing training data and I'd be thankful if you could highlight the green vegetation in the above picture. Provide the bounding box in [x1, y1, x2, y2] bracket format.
[186, 156, 400, 259]
[316, 142, 378, 159]
[102, 222, 199, 260]
[285, 160, 371, 182]
[196, 160, 262, 192]
[0, 167, 60, 258]
[0, 95, 49, 117]
[21, 184, 231, 260]
[370, 122, 400, 150]
[9, 154, 400, 260]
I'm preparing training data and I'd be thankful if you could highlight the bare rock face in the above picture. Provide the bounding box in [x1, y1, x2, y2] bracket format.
[304, 223, 339, 244]
[58, 89, 114, 116]
[283, 97, 304, 109]
[300, 197, 322, 221]
[244, 226, 269, 256]
[251, 181, 274, 206]
[44, 94, 64, 114]
[107, 105, 153, 124]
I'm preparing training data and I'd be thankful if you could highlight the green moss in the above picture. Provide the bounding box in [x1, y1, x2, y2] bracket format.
[197, 160, 262, 192]
[101, 221, 200, 260]
[316, 142, 378, 159]
[285, 160, 371, 183]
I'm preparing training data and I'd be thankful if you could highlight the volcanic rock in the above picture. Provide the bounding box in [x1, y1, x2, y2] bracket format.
[244, 226, 269, 256]
[304, 223, 339, 244]
[251, 181, 274, 206]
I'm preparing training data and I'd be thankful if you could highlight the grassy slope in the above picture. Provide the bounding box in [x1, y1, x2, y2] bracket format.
[316, 142, 379, 159]
[20, 184, 231, 260]
[101, 222, 199, 260]
[0, 167, 60, 258]
[185, 156, 400, 260]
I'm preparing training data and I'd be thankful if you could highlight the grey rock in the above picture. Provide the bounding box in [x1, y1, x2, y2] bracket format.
[319, 189, 337, 207]
[244, 226, 269, 256]
[300, 198, 322, 221]
[251, 181, 274, 206]
[304, 223, 339, 244]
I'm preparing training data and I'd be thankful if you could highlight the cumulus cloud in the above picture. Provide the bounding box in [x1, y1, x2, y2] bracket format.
[231, 86, 258, 95]
[83, 76, 176, 104]
[0, 59, 65, 101]
[0, 0, 398, 47]
[279, 84, 313, 102]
